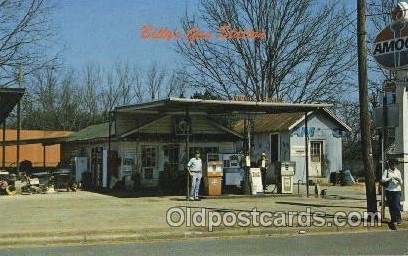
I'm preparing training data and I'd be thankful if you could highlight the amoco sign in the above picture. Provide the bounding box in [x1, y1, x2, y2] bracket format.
[373, 2, 408, 70]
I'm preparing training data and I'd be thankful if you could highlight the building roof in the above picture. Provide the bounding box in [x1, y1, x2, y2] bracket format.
[64, 122, 114, 143]
[2, 124, 113, 145]
[0, 129, 73, 167]
[120, 115, 244, 139]
[116, 97, 332, 115]
[288, 109, 352, 132]
[62, 98, 336, 144]
[234, 112, 304, 133]
[0, 87, 25, 123]
[233, 109, 351, 133]
[1, 129, 73, 146]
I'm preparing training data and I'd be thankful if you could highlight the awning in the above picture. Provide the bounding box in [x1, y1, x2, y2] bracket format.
[0, 88, 25, 123]
[115, 97, 332, 115]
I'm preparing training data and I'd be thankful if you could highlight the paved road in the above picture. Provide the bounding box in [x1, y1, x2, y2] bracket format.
[2, 230, 408, 256]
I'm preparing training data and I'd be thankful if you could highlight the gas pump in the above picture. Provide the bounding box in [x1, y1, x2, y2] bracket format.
[276, 161, 296, 194]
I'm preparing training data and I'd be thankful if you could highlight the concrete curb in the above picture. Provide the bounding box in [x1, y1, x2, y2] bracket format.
[1, 223, 406, 248]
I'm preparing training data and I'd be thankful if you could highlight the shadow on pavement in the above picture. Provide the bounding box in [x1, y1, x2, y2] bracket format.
[84, 188, 185, 198]
[325, 195, 366, 201]
[275, 201, 366, 209]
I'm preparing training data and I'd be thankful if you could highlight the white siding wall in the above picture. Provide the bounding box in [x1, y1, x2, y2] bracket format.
[118, 141, 235, 187]
[252, 113, 345, 183]
[253, 133, 270, 161]
[289, 114, 343, 182]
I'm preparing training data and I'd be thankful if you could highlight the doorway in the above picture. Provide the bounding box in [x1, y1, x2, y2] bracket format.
[141, 146, 157, 186]
[309, 141, 323, 177]
[270, 134, 280, 162]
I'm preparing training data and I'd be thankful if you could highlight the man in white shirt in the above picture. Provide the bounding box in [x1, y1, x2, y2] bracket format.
[381, 159, 403, 225]
[188, 151, 202, 201]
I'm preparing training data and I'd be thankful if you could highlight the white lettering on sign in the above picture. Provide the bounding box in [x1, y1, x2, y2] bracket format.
[373, 36, 408, 56]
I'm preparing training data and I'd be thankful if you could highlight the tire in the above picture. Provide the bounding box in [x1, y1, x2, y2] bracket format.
[0, 180, 8, 190]
[6, 185, 17, 196]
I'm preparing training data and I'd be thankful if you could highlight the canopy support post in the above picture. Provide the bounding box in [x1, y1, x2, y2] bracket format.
[305, 112, 309, 197]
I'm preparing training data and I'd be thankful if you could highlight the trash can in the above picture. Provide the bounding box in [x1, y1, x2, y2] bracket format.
[204, 161, 223, 196]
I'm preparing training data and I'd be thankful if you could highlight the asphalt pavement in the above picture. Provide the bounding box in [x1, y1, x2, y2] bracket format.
[0, 184, 406, 248]
[2, 230, 408, 256]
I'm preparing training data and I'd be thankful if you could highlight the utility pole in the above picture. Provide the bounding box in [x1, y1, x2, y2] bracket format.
[16, 66, 22, 172]
[2, 120, 5, 168]
[357, 0, 377, 214]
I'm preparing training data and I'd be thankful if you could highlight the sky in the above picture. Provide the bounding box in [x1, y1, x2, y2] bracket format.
[51, 0, 200, 70]
[48, 0, 374, 84]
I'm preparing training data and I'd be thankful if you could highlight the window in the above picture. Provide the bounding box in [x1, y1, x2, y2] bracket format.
[310, 142, 322, 163]
[163, 145, 179, 173]
[189, 147, 219, 159]
[144, 167, 154, 179]
[383, 92, 396, 105]
[142, 147, 156, 167]
[387, 127, 396, 145]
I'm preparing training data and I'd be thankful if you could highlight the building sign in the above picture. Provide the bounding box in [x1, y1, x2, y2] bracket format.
[174, 116, 191, 135]
[291, 146, 305, 156]
[291, 127, 316, 137]
[290, 127, 344, 138]
[373, 2, 408, 70]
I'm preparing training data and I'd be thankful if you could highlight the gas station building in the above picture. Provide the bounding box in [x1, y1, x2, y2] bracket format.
[59, 97, 350, 195]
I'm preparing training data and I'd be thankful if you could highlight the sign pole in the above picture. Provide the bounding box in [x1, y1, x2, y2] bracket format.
[381, 131, 385, 218]
[185, 108, 190, 200]
[372, 2, 408, 211]
[395, 71, 408, 210]
[305, 112, 309, 197]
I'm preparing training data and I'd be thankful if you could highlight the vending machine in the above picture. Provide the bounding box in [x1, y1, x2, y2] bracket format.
[222, 153, 242, 187]
[73, 157, 88, 182]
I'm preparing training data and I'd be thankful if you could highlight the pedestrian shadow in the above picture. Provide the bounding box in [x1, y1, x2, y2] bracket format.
[84, 189, 185, 199]
[170, 197, 190, 201]
[387, 222, 398, 230]
[275, 201, 366, 209]
[325, 195, 367, 201]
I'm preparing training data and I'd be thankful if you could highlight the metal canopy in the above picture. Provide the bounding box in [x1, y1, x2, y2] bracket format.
[115, 97, 332, 115]
[0, 88, 25, 123]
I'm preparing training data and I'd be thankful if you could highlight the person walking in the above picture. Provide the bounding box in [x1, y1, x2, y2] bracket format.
[258, 153, 269, 191]
[188, 151, 202, 201]
[381, 159, 403, 226]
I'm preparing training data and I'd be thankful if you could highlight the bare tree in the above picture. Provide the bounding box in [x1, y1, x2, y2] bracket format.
[100, 62, 140, 118]
[115, 62, 137, 105]
[133, 68, 145, 103]
[100, 69, 120, 117]
[55, 70, 84, 130]
[146, 63, 166, 100]
[17, 61, 187, 131]
[0, 0, 57, 87]
[19, 67, 85, 131]
[177, 0, 356, 103]
[165, 69, 189, 98]
[82, 63, 102, 124]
